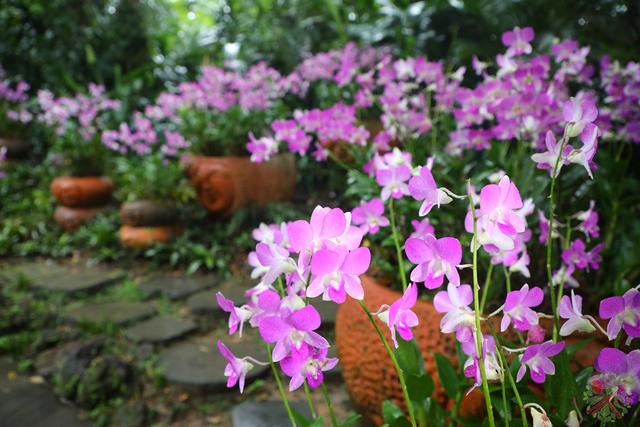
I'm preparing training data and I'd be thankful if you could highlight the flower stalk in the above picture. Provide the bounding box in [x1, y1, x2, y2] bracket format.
[358, 300, 418, 427]
[468, 180, 496, 427]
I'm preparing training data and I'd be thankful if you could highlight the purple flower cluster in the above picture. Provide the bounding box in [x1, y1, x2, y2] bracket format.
[36, 84, 120, 141]
[218, 207, 371, 392]
[599, 58, 640, 143]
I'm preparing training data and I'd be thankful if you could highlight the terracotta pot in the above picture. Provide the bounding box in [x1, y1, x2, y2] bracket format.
[0, 137, 30, 159]
[50, 176, 113, 207]
[53, 206, 106, 231]
[184, 154, 296, 215]
[119, 200, 179, 227]
[336, 276, 485, 425]
[119, 225, 183, 248]
[336, 277, 607, 425]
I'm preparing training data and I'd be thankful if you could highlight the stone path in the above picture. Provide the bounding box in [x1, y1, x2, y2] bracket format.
[0, 261, 343, 426]
[0, 358, 91, 427]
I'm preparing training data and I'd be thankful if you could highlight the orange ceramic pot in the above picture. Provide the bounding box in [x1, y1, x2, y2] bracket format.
[184, 154, 295, 215]
[119, 225, 183, 248]
[53, 206, 106, 231]
[336, 277, 607, 425]
[336, 276, 482, 425]
[50, 176, 113, 207]
[119, 200, 179, 227]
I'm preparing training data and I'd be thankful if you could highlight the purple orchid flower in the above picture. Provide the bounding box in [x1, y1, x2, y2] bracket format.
[576, 200, 600, 240]
[433, 283, 476, 343]
[379, 283, 419, 348]
[405, 234, 462, 289]
[591, 347, 640, 405]
[408, 165, 452, 216]
[308, 245, 371, 303]
[280, 345, 338, 391]
[410, 219, 435, 240]
[599, 288, 640, 340]
[217, 340, 254, 393]
[501, 284, 544, 332]
[258, 304, 329, 362]
[217, 292, 252, 336]
[250, 242, 298, 287]
[563, 96, 598, 137]
[516, 340, 565, 384]
[351, 198, 390, 235]
[559, 290, 596, 336]
[376, 163, 412, 201]
[502, 26, 535, 56]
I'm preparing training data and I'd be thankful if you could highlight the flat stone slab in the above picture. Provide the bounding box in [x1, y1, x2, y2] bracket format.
[231, 401, 311, 427]
[0, 358, 91, 427]
[30, 268, 124, 294]
[138, 275, 218, 301]
[124, 315, 197, 343]
[0, 262, 68, 284]
[63, 301, 156, 326]
[187, 277, 249, 315]
[157, 338, 267, 389]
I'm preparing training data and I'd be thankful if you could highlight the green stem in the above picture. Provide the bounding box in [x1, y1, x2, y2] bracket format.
[496, 346, 510, 427]
[468, 182, 496, 427]
[321, 382, 339, 427]
[303, 381, 317, 419]
[487, 323, 528, 427]
[503, 267, 511, 293]
[546, 134, 569, 342]
[267, 344, 297, 427]
[480, 263, 495, 312]
[357, 300, 418, 427]
[389, 199, 408, 291]
[276, 277, 286, 298]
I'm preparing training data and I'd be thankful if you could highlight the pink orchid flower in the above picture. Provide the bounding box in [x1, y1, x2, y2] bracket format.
[258, 304, 329, 362]
[375, 164, 412, 201]
[405, 235, 462, 289]
[288, 206, 363, 255]
[280, 345, 338, 391]
[410, 219, 435, 239]
[251, 242, 298, 287]
[308, 245, 371, 303]
[502, 27, 535, 56]
[217, 340, 254, 393]
[217, 292, 252, 336]
[563, 96, 598, 137]
[434, 283, 476, 343]
[408, 165, 453, 216]
[351, 198, 390, 235]
[379, 283, 419, 348]
[559, 290, 595, 336]
[501, 284, 544, 332]
[516, 340, 565, 384]
[599, 288, 640, 340]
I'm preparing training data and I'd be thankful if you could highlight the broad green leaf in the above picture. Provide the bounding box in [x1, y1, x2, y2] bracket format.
[381, 400, 411, 427]
[395, 337, 425, 377]
[405, 372, 434, 405]
[435, 352, 460, 398]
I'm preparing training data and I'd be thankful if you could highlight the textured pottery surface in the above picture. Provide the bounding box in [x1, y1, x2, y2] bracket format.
[119, 200, 179, 227]
[119, 225, 183, 248]
[53, 206, 106, 231]
[335, 276, 484, 425]
[184, 154, 295, 215]
[50, 176, 113, 207]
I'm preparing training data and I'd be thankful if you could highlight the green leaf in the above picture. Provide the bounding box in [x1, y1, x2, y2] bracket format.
[545, 348, 574, 419]
[395, 337, 425, 376]
[405, 372, 434, 405]
[435, 352, 459, 398]
[338, 412, 362, 427]
[381, 400, 411, 427]
[423, 397, 447, 426]
[291, 408, 323, 427]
